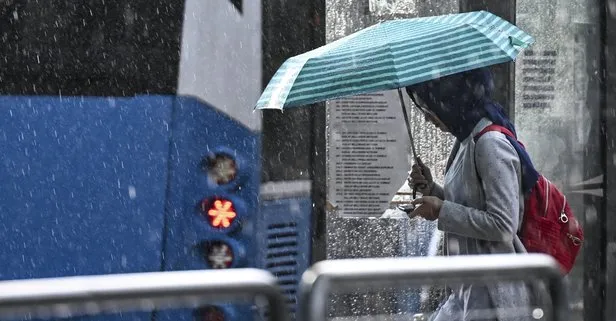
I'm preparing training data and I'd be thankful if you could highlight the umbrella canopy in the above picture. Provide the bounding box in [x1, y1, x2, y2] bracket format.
[255, 10, 533, 110]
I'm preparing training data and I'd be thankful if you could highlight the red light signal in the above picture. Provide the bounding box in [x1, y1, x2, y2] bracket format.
[197, 306, 226, 321]
[202, 198, 237, 228]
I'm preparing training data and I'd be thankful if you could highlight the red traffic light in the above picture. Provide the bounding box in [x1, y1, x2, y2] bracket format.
[201, 198, 237, 229]
[196, 306, 226, 321]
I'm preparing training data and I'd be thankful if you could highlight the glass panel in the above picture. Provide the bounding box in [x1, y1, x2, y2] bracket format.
[515, 0, 603, 320]
[324, 0, 458, 318]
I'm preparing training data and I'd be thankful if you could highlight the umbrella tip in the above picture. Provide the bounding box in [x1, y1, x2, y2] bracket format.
[252, 106, 285, 113]
[509, 35, 530, 49]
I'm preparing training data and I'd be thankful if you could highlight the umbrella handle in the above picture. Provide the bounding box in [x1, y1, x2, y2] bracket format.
[412, 156, 428, 199]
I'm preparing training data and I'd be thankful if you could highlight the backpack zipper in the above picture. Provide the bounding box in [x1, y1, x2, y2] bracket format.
[559, 195, 569, 223]
[560, 195, 582, 246]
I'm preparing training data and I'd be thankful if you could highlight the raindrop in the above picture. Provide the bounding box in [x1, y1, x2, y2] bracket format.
[447, 237, 459, 254]
[585, 205, 597, 224]
[532, 308, 544, 319]
[128, 186, 137, 199]
[609, 1, 616, 17]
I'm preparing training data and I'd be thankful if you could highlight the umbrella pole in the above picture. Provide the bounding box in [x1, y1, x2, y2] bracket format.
[397, 88, 424, 199]
[397, 88, 419, 162]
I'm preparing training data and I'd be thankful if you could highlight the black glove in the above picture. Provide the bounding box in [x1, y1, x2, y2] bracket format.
[407, 158, 434, 196]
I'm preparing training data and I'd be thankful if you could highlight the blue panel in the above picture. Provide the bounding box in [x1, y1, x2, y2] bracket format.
[157, 96, 261, 321]
[258, 194, 313, 319]
[0, 95, 173, 321]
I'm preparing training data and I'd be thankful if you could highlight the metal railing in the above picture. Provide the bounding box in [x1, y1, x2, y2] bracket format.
[0, 269, 289, 321]
[299, 253, 567, 321]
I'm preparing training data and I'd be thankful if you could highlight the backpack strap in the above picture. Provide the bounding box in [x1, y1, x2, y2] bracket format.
[474, 124, 526, 149]
[474, 124, 514, 142]
[473, 124, 522, 179]
[473, 124, 526, 236]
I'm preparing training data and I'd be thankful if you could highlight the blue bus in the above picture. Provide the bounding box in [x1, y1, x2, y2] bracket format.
[0, 1, 312, 321]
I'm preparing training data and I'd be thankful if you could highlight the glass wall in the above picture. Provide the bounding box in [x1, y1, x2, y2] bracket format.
[515, 1, 603, 320]
[323, 0, 607, 319]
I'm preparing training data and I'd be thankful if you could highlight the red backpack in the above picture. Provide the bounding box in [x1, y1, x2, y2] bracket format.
[474, 125, 584, 274]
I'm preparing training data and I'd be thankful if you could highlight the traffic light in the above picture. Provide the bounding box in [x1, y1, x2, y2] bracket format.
[192, 147, 254, 320]
[201, 152, 238, 186]
[199, 194, 246, 232]
[200, 147, 250, 190]
[194, 305, 239, 321]
[197, 147, 249, 271]
[199, 238, 247, 269]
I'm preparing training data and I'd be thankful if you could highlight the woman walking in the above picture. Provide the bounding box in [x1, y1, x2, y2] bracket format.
[406, 68, 538, 321]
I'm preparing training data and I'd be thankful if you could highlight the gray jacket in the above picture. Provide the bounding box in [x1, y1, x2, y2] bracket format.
[432, 118, 532, 321]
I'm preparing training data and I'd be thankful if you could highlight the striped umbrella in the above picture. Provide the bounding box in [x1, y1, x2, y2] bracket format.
[255, 10, 534, 111]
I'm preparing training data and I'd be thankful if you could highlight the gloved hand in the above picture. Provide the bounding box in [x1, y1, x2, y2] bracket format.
[407, 158, 434, 196]
[410, 196, 443, 221]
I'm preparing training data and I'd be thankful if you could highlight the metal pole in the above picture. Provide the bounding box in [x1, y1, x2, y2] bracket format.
[397, 88, 420, 164]
[299, 253, 567, 321]
[0, 269, 289, 321]
[398, 88, 426, 199]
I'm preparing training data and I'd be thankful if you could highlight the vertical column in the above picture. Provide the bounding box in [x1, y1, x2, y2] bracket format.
[307, 0, 328, 265]
[261, 0, 327, 264]
[602, 0, 616, 319]
[459, 0, 516, 120]
[262, 0, 319, 182]
[579, 18, 606, 321]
